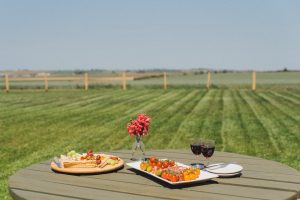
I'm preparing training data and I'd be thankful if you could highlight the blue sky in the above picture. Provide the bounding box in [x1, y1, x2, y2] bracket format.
[0, 0, 299, 71]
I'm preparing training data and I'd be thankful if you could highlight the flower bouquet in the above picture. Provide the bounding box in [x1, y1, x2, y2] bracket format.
[127, 113, 151, 160]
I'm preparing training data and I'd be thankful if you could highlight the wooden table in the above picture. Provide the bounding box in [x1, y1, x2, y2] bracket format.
[9, 150, 300, 200]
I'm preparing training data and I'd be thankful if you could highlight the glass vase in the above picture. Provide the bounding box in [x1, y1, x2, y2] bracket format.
[131, 134, 145, 161]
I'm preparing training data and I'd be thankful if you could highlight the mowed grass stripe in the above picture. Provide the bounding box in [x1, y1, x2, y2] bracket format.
[239, 91, 281, 154]
[0, 90, 158, 161]
[166, 90, 207, 149]
[284, 90, 300, 99]
[4, 89, 149, 124]
[0, 90, 114, 116]
[0, 90, 103, 112]
[194, 90, 219, 140]
[198, 90, 223, 149]
[167, 91, 210, 148]
[123, 90, 181, 115]
[62, 90, 185, 146]
[142, 90, 196, 146]
[97, 90, 189, 150]
[1, 90, 164, 148]
[257, 92, 300, 122]
[232, 91, 255, 155]
[168, 90, 221, 149]
[0, 93, 114, 122]
[251, 92, 300, 143]
[220, 90, 229, 151]
[0, 90, 144, 140]
[64, 90, 180, 133]
[85, 91, 188, 150]
[61, 90, 159, 127]
[221, 90, 251, 154]
[220, 90, 227, 151]
[146, 90, 204, 149]
[277, 90, 300, 102]
[234, 91, 279, 157]
[242, 91, 300, 169]
[266, 92, 300, 120]
[68, 90, 174, 133]
[271, 91, 300, 106]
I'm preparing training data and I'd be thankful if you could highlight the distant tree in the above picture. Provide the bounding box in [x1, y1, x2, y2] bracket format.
[222, 70, 227, 73]
[283, 68, 288, 72]
[74, 70, 85, 75]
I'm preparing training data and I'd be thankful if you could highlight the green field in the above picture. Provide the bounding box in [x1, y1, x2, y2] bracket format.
[1, 88, 300, 199]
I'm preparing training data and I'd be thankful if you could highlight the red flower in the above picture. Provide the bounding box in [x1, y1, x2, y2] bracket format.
[127, 113, 151, 136]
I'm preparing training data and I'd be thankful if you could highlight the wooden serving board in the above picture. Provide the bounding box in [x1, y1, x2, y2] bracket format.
[51, 157, 124, 174]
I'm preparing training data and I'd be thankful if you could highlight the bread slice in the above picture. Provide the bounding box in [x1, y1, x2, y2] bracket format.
[63, 160, 97, 168]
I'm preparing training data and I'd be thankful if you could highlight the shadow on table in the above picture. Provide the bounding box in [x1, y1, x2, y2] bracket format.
[127, 168, 218, 189]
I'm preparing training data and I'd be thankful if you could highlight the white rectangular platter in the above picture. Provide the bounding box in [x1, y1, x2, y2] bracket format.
[126, 160, 218, 185]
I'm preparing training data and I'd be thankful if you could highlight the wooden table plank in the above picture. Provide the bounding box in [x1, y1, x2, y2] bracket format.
[9, 150, 300, 200]
[10, 177, 163, 200]
[10, 189, 81, 200]
[25, 162, 300, 196]
[12, 170, 296, 199]
[10, 175, 252, 200]
[22, 167, 300, 198]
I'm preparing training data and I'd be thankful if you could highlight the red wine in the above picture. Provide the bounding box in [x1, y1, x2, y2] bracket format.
[202, 146, 215, 158]
[190, 144, 202, 155]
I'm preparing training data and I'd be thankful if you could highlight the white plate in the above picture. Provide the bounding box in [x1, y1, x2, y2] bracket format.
[214, 172, 242, 177]
[205, 163, 243, 174]
[126, 161, 218, 185]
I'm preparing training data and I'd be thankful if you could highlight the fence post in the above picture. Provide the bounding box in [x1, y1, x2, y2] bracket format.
[84, 73, 89, 90]
[163, 72, 167, 90]
[206, 71, 211, 90]
[5, 74, 9, 93]
[44, 75, 48, 92]
[122, 72, 127, 90]
[252, 71, 256, 91]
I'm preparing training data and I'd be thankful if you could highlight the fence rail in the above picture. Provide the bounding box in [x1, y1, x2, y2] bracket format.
[2, 71, 259, 92]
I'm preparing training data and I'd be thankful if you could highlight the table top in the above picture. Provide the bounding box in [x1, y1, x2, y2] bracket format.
[9, 150, 300, 200]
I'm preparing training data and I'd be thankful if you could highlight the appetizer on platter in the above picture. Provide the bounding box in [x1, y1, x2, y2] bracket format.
[55, 149, 120, 169]
[139, 156, 201, 182]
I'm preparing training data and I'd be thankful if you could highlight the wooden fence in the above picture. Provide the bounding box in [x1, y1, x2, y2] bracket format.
[2, 71, 257, 92]
[3, 73, 134, 92]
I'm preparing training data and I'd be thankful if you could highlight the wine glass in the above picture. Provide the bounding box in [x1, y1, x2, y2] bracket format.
[190, 138, 205, 169]
[201, 139, 215, 167]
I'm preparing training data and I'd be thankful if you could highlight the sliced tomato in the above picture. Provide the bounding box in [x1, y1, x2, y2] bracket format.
[149, 156, 157, 163]
[156, 161, 162, 168]
[170, 175, 177, 182]
[169, 160, 175, 167]
[161, 172, 167, 179]
[162, 161, 169, 168]
[150, 162, 156, 167]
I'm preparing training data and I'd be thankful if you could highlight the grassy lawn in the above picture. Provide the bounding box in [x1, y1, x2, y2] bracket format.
[0, 88, 299, 199]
